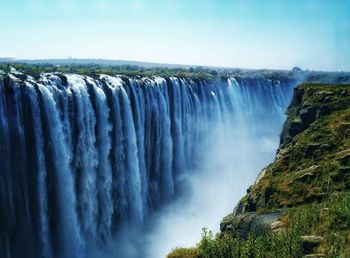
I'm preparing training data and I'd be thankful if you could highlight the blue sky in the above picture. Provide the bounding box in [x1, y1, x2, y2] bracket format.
[0, 0, 349, 71]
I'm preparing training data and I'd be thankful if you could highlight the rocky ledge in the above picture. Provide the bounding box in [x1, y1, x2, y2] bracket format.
[220, 210, 284, 238]
[220, 83, 350, 256]
[168, 83, 350, 258]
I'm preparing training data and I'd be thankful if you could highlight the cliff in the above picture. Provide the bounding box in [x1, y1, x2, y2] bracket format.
[168, 83, 350, 258]
[220, 83, 350, 257]
[232, 84, 350, 214]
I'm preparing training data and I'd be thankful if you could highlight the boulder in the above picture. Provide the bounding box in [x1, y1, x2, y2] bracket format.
[270, 220, 285, 232]
[220, 211, 283, 239]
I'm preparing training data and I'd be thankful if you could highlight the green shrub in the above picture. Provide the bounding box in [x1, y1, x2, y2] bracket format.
[194, 193, 350, 258]
[167, 247, 199, 258]
[196, 228, 302, 258]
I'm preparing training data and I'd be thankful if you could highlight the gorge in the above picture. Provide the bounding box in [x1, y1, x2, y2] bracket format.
[0, 69, 298, 258]
[1, 0, 349, 257]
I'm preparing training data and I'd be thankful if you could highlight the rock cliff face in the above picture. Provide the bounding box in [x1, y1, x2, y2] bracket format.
[221, 84, 350, 238]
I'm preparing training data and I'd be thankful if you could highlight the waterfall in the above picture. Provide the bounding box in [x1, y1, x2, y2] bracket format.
[38, 80, 84, 257]
[0, 72, 295, 258]
[25, 81, 52, 258]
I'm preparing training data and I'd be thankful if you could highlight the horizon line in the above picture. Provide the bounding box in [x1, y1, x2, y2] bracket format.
[1, 57, 349, 73]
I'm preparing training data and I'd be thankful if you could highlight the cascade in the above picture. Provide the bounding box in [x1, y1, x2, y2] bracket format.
[0, 72, 295, 258]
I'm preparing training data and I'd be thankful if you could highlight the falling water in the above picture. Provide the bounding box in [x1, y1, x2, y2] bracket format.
[0, 72, 295, 258]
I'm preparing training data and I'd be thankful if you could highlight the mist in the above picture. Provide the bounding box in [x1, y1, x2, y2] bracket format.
[98, 79, 293, 258]
[143, 124, 282, 258]
[103, 115, 285, 258]
[97, 132, 281, 257]
[0, 73, 294, 258]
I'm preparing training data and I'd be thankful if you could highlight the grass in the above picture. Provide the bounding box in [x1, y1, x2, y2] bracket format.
[168, 84, 350, 257]
[167, 247, 199, 258]
[168, 192, 350, 258]
[243, 84, 350, 210]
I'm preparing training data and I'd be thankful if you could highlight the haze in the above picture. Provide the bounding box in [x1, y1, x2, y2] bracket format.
[0, 0, 350, 71]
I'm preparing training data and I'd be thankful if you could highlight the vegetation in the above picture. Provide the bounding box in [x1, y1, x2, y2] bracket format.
[2, 61, 350, 85]
[244, 84, 350, 210]
[167, 192, 350, 258]
[167, 247, 199, 258]
[0, 61, 314, 83]
[2, 62, 350, 257]
[0, 62, 221, 81]
[168, 84, 350, 257]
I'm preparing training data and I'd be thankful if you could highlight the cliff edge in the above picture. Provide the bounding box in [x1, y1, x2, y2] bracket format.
[220, 83, 350, 257]
[168, 83, 350, 258]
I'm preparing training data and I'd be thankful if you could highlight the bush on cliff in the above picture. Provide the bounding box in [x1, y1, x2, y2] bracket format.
[174, 192, 350, 258]
[168, 84, 350, 258]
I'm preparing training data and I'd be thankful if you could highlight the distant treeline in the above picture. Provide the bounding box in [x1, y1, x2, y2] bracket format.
[0, 62, 221, 81]
[1, 62, 349, 83]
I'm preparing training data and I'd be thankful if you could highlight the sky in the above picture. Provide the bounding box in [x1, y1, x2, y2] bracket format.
[0, 0, 349, 71]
